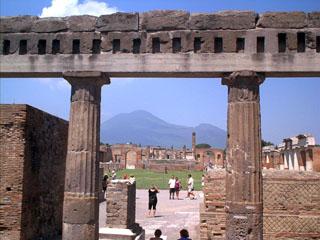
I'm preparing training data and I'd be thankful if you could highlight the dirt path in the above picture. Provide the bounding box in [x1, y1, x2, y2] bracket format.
[100, 189, 203, 239]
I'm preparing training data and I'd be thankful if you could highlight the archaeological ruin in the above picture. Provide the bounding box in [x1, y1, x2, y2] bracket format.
[1, 10, 320, 240]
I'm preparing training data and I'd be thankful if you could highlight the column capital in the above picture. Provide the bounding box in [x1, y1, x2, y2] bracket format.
[63, 71, 110, 86]
[222, 70, 265, 87]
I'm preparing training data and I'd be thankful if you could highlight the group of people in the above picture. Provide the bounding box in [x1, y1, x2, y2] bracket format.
[168, 174, 196, 200]
[150, 228, 192, 240]
[168, 175, 182, 200]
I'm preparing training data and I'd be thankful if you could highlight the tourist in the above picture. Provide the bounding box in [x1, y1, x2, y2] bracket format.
[177, 229, 192, 240]
[149, 229, 163, 240]
[111, 170, 116, 180]
[148, 185, 159, 217]
[168, 175, 176, 199]
[102, 175, 109, 199]
[129, 175, 136, 184]
[175, 177, 182, 200]
[201, 174, 205, 187]
[186, 174, 196, 200]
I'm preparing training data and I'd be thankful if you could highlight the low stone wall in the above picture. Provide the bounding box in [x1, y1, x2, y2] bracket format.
[200, 169, 320, 240]
[106, 180, 136, 229]
[0, 104, 68, 240]
[144, 159, 203, 171]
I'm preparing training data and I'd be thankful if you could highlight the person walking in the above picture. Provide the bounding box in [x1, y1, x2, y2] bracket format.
[102, 175, 108, 199]
[186, 174, 196, 200]
[148, 185, 159, 217]
[168, 175, 176, 200]
[177, 229, 192, 240]
[175, 177, 182, 200]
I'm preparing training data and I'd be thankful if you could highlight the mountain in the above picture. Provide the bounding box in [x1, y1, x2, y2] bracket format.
[100, 110, 226, 148]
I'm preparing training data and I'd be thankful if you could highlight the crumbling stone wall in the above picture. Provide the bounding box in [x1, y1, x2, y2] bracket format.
[1, 11, 319, 56]
[200, 169, 320, 240]
[106, 180, 136, 229]
[0, 104, 68, 240]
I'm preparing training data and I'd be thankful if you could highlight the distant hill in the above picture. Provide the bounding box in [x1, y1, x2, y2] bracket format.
[100, 110, 226, 148]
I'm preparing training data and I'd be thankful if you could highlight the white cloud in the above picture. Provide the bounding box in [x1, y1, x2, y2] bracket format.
[40, 0, 118, 17]
[34, 78, 70, 91]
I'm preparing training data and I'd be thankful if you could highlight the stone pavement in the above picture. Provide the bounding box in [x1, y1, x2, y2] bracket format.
[99, 189, 203, 240]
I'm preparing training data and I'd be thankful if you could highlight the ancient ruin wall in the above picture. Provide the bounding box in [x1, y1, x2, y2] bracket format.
[200, 169, 320, 240]
[1, 11, 319, 56]
[0, 104, 68, 240]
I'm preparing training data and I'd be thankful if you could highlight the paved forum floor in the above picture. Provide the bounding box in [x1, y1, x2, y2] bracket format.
[99, 189, 203, 240]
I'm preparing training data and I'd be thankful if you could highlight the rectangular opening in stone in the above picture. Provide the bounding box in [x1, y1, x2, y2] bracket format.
[152, 37, 160, 53]
[38, 40, 46, 55]
[194, 37, 201, 53]
[72, 39, 80, 54]
[278, 33, 286, 53]
[112, 39, 120, 53]
[52, 39, 60, 54]
[133, 38, 141, 54]
[3, 40, 10, 55]
[317, 36, 320, 53]
[297, 32, 306, 53]
[19, 40, 27, 55]
[214, 37, 223, 53]
[236, 38, 245, 53]
[92, 39, 101, 54]
[172, 38, 181, 53]
[257, 37, 265, 53]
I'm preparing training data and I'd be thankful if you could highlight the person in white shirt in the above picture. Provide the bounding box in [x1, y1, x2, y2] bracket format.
[168, 175, 176, 200]
[187, 174, 196, 200]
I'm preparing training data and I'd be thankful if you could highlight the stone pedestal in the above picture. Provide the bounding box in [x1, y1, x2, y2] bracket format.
[62, 71, 110, 240]
[100, 180, 145, 240]
[222, 71, 265, 240]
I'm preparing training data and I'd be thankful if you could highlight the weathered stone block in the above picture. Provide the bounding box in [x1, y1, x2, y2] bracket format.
[140, 10, 190, 31]
[0, 16, 38, 33]
[189, 11, 257, 30]
[56, 32, 100, 54]
[101, 31, 146, 53]
[31, 17, 68, 33]
[308, 12, 320, 28]
[257, 12, 307, 29]
[146, 31, 171, 53]
[66, 15, 97, 32]
[96, 13, 138, 32]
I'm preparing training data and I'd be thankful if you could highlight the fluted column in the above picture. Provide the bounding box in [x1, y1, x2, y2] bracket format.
[222, 71, 265, 240]
[62, 71, 110, 240]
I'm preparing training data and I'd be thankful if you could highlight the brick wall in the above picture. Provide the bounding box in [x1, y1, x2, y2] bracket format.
[200, 169, 320, 240]
[0, 104, 68, 240]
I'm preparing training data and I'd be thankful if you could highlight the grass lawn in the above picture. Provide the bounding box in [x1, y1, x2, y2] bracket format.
[107, 169, 204, 191]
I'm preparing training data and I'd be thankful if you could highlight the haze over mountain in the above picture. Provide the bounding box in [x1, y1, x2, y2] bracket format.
[100, 110, 226, 148]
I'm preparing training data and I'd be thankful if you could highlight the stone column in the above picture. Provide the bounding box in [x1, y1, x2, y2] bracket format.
[306, 149, 313, 171]
[222, 71, 264, 240]
[62, 71, 110, 240]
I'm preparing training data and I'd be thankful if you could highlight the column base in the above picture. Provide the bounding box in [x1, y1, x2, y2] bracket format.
[99, 223, 145, 240]
[63, 223, 98, 240]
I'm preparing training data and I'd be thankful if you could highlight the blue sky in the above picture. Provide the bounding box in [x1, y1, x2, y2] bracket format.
[0, 0, 320, 145]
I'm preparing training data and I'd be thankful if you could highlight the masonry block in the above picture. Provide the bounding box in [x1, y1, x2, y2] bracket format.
[140, 10, 190, 31]
[189, 11, 257, 30]
[257, 12, 307, 29]
[96, 13, 139, 32]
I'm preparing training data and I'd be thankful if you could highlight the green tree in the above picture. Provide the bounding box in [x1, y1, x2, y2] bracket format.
[196, 143, 211, 148]
[261, 139, 274, 147]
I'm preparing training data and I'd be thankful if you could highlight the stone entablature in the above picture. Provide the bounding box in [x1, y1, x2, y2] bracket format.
[0, 11, 319, 56]
[200, 169, 320, 240]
